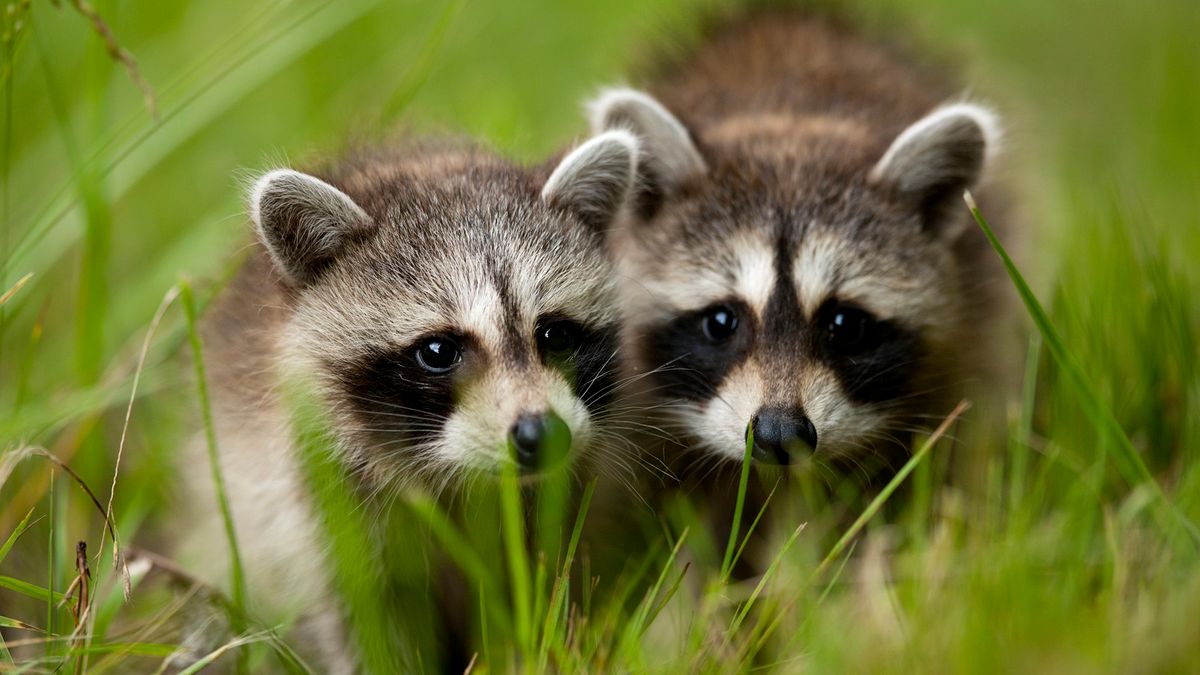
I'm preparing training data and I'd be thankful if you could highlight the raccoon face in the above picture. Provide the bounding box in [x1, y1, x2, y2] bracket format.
[249, 132, 638, 487]
[591, 90, 1000, 466]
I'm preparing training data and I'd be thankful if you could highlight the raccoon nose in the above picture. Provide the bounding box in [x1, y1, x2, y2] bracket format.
[750, 407, 818, 465]
[509, 413, 548, 468]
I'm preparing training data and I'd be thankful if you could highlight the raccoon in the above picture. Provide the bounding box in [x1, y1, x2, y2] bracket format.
[589, 11, 1008, 480]
[176, 131, 639, 672]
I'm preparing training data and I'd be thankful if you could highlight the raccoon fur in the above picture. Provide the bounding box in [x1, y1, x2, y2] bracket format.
[175, 131, 640, 672]
[588, 9, 1012, 529]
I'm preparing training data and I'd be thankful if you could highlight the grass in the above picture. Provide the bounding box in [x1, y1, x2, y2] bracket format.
[2, 0, 1199, 672]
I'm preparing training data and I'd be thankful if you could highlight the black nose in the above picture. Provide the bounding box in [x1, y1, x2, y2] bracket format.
[509, 413, 547, 469]
[750, 407, 817, 465]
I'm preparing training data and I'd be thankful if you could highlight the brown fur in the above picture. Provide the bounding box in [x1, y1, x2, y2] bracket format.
[177, 134, 640, 672]
[590, 8, 1016, 574]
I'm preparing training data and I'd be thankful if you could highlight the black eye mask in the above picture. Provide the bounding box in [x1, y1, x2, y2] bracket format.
[641, 298, 755, 402]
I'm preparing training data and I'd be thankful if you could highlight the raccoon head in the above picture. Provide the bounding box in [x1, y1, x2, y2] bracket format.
[590, 88, 1000, 467]
[250, 131, 638, 488]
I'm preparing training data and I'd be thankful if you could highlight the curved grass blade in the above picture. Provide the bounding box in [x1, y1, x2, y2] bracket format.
[720, 425, 755, 582]
[965, 192, 1199, 545]
[179, 278, 247, 669]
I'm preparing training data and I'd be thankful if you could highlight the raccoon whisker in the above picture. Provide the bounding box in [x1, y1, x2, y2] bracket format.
[897, 412, 967, 421]
[593, 420, 679, 445]
[592, 432, 675, 480]
[592, 456, 651, 507]
[578, 347, 623, 402]
[664, 365, 739, 416]
[807, 457, 838, 493]
[598, 455, 641, 490]
[598, 431, 657, 470]
[345, 424, 448, 436]
[601, 468, 646, 505]
[822, 441, 880, 483]
[592, 397, 694, 420]
[341, 394, 452, 419]
[688, 450, 736, 488]
[614, 445, 675, 482]
[580, 354, 694, 402]
[593, 446, 641, 486]
[859, 433, 916, 465]
[844, 355, 920, 394]
[882, 425, 961, 447]
[342, 411, 447, 426]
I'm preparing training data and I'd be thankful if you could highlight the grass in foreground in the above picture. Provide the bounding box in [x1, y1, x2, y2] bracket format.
[2, 0, 1200, 672]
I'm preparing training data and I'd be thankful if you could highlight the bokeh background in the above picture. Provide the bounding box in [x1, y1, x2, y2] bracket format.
[1, 0, 1198, 671]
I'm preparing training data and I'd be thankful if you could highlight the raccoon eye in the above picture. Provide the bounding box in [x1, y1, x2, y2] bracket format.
[538, 320, 581, 355]
[414, 336, 462, 374]
[702, 305, 739, 342]
[826, 305, 877, 353]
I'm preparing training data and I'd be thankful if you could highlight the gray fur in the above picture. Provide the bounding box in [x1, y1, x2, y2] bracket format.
[251, 169, 374, 285]
[180, 139, 632, 672]
[588, 88, 706, 194]
[870, 103, 1001, 239]
[543, 129, 640, 230]
[590, 12, 1011, 470]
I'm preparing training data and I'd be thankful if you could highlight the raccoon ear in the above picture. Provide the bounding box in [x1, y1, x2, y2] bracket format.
[250, 169, 374, 285]
[542, 130, 639, 231]
[587, 88, 706, 211]
[870, 103, 1001, 239]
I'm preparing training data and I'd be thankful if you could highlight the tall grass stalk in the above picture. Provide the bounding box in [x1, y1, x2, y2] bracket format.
[815, 400, 970, 579]
[500, 457, 534, 661]
[537, 479, 596, 670]
[965, 192, 1199, 545]
[178, 278, 247, 667]
[287, 380, 412, 673]
[720, 426, 755, 581]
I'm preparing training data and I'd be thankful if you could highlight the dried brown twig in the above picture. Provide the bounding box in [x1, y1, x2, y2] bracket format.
[64, 0, 158, 118]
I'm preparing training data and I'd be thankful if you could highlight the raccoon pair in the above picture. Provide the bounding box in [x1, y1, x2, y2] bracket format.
[182, 9, 1005, 672]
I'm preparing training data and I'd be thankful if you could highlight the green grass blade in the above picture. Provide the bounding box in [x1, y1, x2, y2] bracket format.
[0, 575, 67, 603]
[407, 496, 499, 593]
[499, 456, 533, 658]
[537, 479, 596, 669]
[814, 401, 969, 579]
[721, 425, 755, 581]
[287, 380, 414, 673]
[10, 0, 385, 281]
[0, 507, 36, 565]
[728, 523, 806, 635]
[175, 632, 271, 675]
[179, 279, 247, 645]
[730, 479, 781, 578]
[1010, 333, 1042, 513]
[624, 528, 689, 644]
[965, 192, 1199, 543]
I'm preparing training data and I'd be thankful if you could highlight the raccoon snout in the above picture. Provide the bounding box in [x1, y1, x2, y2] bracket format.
[750, 408, 818, 465]
[508, 410, 572, 471]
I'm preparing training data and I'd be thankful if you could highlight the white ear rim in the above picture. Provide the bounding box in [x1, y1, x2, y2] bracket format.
[586, 87, 707, 186]
[542, 129, 639, 202]
[249, 169, 370, 238]
[249, 168, 372, 283]
[870, 102, 1003, 186]
[586, 87, 692, 143]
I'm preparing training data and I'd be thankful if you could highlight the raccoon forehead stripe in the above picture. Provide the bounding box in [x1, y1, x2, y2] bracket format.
[732, 233, 776, 315]
[456, 283, 506, 350]
[793, 232, 842, 317]
[791, 232, 931, 323]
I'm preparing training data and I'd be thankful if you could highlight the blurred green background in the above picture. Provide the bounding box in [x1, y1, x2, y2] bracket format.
[1, 0, 1198, 672]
